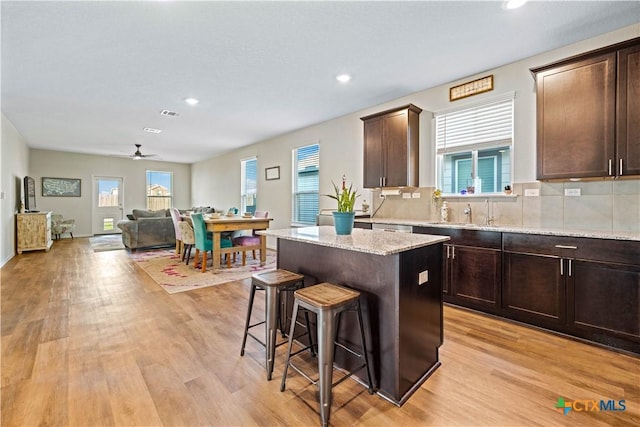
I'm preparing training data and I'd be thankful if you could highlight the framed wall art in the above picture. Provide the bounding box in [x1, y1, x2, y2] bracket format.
[449, 75, 494, 101]
[42, 177, 81, 197]
[265, 166, 280, 181]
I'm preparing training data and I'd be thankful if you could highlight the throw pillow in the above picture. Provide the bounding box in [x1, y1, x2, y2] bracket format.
[132, 209, 166, 220]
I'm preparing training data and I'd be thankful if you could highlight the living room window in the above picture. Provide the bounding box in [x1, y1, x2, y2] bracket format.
[241, 157, 257, 214]
[435, 93, 514, 195]
[146, 170, 172, 210]
[292, 143, 319, 225]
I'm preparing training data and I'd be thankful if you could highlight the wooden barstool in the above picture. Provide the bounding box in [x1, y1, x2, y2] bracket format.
[240, 269, 314, 380]
[280, 282, 374, 427]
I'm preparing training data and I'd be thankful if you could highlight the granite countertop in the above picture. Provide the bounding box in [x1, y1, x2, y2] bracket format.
[356, 218, 640, 242]
[259, 226, 449, 256]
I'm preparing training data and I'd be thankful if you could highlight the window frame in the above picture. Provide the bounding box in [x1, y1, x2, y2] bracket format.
[292, 143, 320, 226]
[146, 170, 173, 210]
[435, 92, 514, 196]
[241, 157, 258, 214]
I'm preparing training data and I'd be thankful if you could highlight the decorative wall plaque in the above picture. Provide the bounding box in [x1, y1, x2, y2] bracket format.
[449, 75, 494, 101]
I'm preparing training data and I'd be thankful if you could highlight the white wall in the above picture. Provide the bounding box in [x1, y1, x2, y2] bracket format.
[29, 149, 192, 238]
[191, 25, 640, 241]
[1, 114, 30, 266]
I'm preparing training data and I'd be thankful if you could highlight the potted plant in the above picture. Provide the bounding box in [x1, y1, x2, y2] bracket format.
[326, 175, 360, 235]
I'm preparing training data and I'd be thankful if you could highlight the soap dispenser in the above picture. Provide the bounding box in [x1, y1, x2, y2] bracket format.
[441, 201, 449, 222]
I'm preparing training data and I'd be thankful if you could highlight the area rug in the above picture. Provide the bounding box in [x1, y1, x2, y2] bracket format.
[90, 234, 125, 252]
[130, 249, 277, 294]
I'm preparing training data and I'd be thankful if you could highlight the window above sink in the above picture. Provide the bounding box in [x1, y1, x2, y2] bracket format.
[435, 92, 514, 196]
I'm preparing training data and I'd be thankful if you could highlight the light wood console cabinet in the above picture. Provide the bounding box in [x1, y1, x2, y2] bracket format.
[17, 212, 53, 254]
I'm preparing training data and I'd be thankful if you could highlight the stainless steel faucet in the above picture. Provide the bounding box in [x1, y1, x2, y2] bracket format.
[485, 199, 495, 226]
[463, 204, 472, 224]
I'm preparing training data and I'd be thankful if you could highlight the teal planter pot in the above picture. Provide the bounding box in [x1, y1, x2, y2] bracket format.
[332, 211, 356, 235]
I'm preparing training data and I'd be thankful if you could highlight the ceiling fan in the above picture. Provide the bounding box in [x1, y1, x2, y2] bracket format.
[129, 144, 158, 160]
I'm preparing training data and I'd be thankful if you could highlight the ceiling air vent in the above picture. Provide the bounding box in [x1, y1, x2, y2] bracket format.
[160, 109, 179, 117]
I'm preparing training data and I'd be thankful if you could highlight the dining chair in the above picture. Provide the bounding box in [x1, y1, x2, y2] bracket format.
[191, 213, 234, 272]
[232, 210, 268, 264]
[178, 221, 195, 265]
[169, 207, 183, 256]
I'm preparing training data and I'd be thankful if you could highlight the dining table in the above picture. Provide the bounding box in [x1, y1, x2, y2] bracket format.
[197, 215, 273, 269]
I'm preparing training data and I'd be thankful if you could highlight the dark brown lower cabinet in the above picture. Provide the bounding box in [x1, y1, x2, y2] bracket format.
[416, 228, 639, 354]
[503, 233, 640, 354]
[415, 227, 501, 312]
[570, 260, 640, 343]
[502, 252, 567, 327]
[447, 244, 501, 310]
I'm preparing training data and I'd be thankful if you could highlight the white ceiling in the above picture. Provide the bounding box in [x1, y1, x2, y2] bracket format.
[2, 1, 639, 164]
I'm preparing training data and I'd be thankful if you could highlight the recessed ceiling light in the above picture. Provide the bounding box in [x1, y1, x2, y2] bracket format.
[336, 74, 351, 83]
[143, 127, 162, 134]
[503, 0, 528, 9]
[184, 97, 199, 105]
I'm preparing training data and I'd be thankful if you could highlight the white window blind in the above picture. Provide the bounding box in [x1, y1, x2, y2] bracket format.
[241, 157, 257, 213]
[436, 93, 514, 154]
[435, 93, 514, 195]
[293, 143, 319, 225]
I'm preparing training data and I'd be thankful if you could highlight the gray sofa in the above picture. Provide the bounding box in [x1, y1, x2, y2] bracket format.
[117, 209, 175, 251]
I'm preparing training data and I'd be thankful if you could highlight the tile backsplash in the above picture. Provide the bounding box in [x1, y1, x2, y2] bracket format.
[369, 179, 640, 233]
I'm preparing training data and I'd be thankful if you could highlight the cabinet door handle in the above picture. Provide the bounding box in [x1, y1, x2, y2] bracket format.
[560, 258, 564, 276]
[568, 259, 572, 277]
[451, 246, 455, 260]
[619, 158, 623, 176]
[554, 245, 577, 250]
[609, 159, 613, 176]
[446, 245, 450, 259]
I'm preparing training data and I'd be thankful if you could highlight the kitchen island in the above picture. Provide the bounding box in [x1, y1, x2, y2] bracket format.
[260, 226, 449, 405]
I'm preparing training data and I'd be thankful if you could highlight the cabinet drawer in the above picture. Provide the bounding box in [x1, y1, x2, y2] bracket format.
[504, 233, 640, 266]
[503, 233, 579, 257]
[572, 238, 640, 266]
[415, 227, 501, 249]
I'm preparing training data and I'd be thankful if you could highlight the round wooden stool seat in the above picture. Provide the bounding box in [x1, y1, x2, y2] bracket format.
[294, 282, 360, 309]
[252, 269, 304, 288]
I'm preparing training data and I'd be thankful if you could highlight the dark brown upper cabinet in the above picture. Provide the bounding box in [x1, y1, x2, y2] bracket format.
[361, 104, 422, 188]
[531, 37, 640, 179]
[617, 43, 640, 176]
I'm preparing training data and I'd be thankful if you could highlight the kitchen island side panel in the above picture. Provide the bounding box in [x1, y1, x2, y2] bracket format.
[276, 238, 443, 405]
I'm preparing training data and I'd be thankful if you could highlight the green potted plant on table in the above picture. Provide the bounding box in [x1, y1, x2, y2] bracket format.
[326, 175, 360, 235]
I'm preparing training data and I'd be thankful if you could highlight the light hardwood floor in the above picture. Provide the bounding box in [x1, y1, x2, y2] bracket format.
[1, 237, 638, 426]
